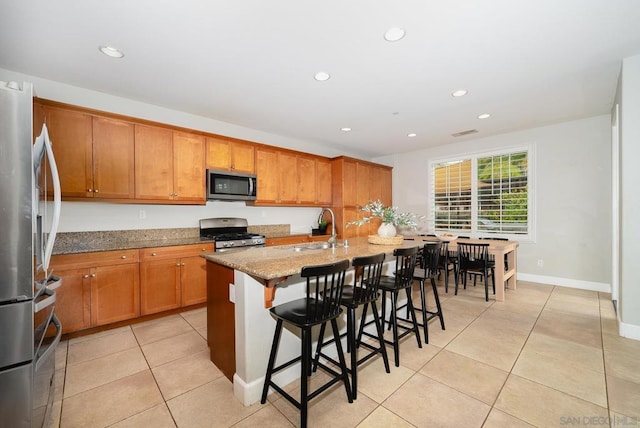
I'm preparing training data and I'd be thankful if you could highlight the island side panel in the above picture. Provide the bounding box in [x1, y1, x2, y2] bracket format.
[206, 261, 236, 382]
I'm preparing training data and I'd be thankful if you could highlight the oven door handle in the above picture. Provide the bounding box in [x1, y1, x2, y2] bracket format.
[35, 312, 62, 372]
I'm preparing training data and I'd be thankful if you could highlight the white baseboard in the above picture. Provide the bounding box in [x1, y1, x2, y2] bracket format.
[517, 273, 610, 293]
[619, 321, 640, 341]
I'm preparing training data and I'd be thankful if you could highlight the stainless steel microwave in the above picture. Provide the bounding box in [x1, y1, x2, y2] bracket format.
[206, 169, 257, 201]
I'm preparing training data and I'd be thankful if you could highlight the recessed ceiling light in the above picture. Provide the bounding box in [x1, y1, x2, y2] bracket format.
[99, 45, 124, 58]
[407, 133, 417, 137]
[341, 127, 352, 132]
[451, 89, 468, 97]
[478, 113, 491, 119]
[314, 71, 330, 81]
[384, 27, 406, 42]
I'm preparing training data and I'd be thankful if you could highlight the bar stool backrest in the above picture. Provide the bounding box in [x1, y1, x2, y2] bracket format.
[393, 246, 419, 288]
[301, 259, 350, 322]
[351, 253, 386, 305]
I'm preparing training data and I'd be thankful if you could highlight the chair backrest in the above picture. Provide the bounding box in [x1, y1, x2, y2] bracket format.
[393, 246, 419, 289]
[301, 259, 350, 321]
[457, 243, 490, 271]
[437, 241, 452, 267]
[422, 241, 442, 277]
[479, 237, 508, 241]
[351, 253, 386, 305]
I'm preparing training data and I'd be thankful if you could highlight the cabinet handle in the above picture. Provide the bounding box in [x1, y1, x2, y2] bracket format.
[201, 248, 206, 251]
[176, 263, 181, 267]
[182, 263, 186, 267]
[94, 189, 99, 193]
[87, 188, 93, 192]
[83, 274, 90, 278]
[91, 273, 96, 278]
[121, 255, 127, 259]
[151, 252, 157, 256]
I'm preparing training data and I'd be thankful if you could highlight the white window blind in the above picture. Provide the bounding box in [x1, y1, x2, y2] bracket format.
[431, 148, 530, 237]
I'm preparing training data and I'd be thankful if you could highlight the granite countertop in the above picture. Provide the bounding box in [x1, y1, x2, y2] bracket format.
[52, 228, 212, 255]
[202, 236, 420, 281]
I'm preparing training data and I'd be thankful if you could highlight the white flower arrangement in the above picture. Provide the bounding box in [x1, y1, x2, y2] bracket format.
[346, 200, 423, 230]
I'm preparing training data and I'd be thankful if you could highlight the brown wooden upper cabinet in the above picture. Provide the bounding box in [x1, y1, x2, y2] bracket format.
[41, 105, 135, 199]
[206, 136, 255, 173]
[254, 146, 332, 206]
[135, 125, 205, 203]
[331, 156, 392, 239]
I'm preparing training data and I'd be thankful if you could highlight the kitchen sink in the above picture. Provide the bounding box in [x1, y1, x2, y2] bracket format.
[292, 243, 331, 251]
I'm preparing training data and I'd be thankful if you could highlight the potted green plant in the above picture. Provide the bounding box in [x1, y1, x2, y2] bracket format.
[347, 200, 422, 237]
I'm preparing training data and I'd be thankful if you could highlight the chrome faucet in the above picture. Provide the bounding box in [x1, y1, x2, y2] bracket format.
[318, 207, 337, 247]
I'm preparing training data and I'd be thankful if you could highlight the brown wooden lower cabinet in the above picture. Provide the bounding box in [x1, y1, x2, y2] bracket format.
[91, 263, 141, 326]
[140, 243, 214, 315]
[50, 243, 213, 335]
[52, 268, 92, 333]
[207, 262, 235, 382]
[50, 249, 141, 333]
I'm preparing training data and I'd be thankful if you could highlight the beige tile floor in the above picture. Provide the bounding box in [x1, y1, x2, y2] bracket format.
[47, 279, 640, 428]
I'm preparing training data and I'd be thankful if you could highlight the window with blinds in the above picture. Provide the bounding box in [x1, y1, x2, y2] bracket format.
[431, 148, 531, 237]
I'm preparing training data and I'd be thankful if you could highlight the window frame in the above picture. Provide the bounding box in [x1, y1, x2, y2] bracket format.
[428, 144, 535, 243]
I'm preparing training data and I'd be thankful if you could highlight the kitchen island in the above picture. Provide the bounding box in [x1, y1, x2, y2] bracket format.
[203, 236, 415, 405]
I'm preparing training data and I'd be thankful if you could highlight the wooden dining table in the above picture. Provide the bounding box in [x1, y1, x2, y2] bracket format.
[404, 236, 519, 301]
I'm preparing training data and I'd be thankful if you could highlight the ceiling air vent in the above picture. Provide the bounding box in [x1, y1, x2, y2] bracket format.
[451, 129, 478, 137]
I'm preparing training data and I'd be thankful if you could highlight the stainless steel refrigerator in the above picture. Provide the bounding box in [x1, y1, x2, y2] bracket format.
[0, 81, 62, 427]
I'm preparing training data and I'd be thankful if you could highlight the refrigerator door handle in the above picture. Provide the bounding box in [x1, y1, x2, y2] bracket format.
[34, 286, 56, 313]
[42, 124, 61, 272]
[34, 313, 61, 372]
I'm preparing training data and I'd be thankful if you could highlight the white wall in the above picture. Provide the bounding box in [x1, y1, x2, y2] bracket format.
[619, 54, 640, 336]
[58, 201, 322, 234]
[376, 115, 612, 290]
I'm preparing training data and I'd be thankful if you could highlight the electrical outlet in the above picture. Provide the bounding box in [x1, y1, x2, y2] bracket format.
[537, 259, 544, 267]
[139, 210, 146, 220]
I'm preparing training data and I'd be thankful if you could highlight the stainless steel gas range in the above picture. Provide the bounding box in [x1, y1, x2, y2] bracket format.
[199, 218, 265, 252]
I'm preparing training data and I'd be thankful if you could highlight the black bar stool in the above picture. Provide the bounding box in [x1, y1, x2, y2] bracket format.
[412, 242, 445, 343]
[358, 246, 421, 367]
[260, 259, 352, 428]
[312, 253, 389, 399]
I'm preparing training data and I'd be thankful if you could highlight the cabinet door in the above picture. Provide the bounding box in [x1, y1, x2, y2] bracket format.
[297, 155, 316, 205]
[135, 125, 173, 200]
[43, 106, 93, 198]
[380, 167, 392, 206]
[315, 158, 332, 206]
[54, 268, 91, 334]
[205, 136, 232, 171]
[230, 140, 255, 173]
[173, 132, 205, 202]
[140, 259, 181, 315]
[91, 263, 140, 326]
[92, 117, 135, 199]
[342, 160, 357, 206]
[356, 162, 371, 208]
[277, 151, 298, 204]
[255, 147, 278, 203]
[180, 256, 207, 306]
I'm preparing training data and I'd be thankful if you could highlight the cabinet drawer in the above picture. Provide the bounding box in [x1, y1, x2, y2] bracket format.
[140, 243, 214, 261]
[50, 249, 139, 270]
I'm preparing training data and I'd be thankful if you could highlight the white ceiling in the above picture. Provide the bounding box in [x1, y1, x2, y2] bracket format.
[2, 0, 640, 158]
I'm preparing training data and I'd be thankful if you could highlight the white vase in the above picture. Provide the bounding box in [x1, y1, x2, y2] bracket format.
[377, 223, 397, 238]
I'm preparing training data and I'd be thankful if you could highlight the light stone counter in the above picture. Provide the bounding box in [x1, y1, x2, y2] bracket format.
[202, 236, 418, 282]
